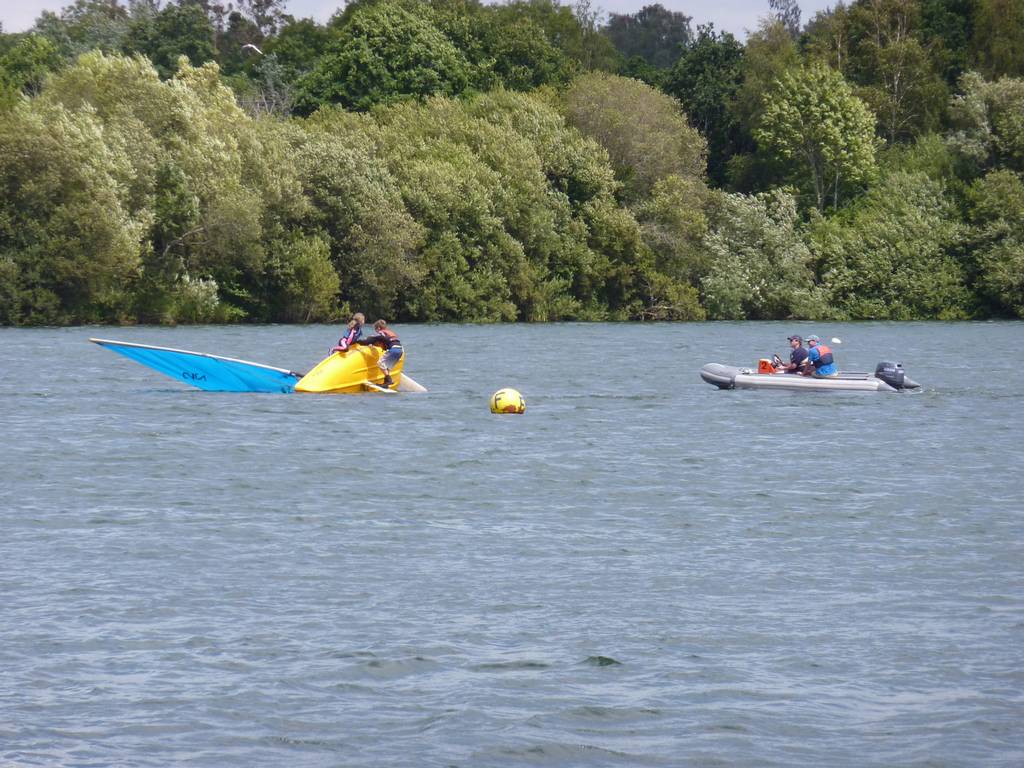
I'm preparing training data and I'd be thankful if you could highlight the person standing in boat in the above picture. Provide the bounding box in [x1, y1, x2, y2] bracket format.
[331, 312, 365, 354]
[802, 335, 838, 377]
[776, 334, 808, 374]
[356, 319, 403, 388]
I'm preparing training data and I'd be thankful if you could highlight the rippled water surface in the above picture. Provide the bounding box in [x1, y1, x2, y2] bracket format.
[2, 322, 1023, 767]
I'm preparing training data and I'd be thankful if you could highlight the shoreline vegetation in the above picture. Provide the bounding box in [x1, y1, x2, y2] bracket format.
[1, 0, 1022, 327]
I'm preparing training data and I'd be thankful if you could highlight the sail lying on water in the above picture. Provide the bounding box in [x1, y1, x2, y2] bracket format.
[90, 338, 302, 393]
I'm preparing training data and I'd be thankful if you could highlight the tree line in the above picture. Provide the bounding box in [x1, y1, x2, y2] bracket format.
[0, 0, 1021, 325]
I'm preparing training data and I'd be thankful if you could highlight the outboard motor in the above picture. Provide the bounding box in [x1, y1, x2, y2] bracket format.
[875, 361, 920, 390]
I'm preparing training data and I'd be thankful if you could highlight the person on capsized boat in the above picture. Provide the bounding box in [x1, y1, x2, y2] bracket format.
[331, 312, 365, 354]
[357, 319, 403, 388]
[802, 335, 838, 377]
[775, 334, 808, 374]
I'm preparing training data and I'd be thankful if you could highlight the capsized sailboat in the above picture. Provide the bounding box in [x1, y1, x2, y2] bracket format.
[90, 338, 426, 394]
[91, 338, 303, 393]
[294, 344, 405, 393]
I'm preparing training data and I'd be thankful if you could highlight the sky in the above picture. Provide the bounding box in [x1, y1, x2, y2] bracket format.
[1, 0, 838, 39]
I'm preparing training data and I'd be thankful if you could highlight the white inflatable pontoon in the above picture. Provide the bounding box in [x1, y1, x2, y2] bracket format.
[701, 361, 921, 392]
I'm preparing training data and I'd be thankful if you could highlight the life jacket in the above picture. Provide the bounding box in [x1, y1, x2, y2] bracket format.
[812, 344, 834, 368]
[371, 328, 401, 349]
[337, 325, 362, 348]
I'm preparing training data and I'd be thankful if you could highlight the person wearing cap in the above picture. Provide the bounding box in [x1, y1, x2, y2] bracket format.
[775, 334, 808, 374]
[802, 334, 838, 377]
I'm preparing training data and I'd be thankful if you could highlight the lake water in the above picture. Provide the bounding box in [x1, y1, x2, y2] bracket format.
[2, 322, 1023, 767]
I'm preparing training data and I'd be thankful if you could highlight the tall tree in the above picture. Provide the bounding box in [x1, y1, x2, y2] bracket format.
[563, 72, 706, 201]
[769, 0, 802, 37]
[496, 0, 619, 73]
[971, 0, 1024, 77]
[918, 0, 973, 84]
[664, 24, 744, 184]
[125, 1, 217, 78]
[947, 72, 1024, 172]
[0, 35, 62, 96]
[810, 171, 969, 318]
[756, 62, 879, 210]
[33, 0, 132, 58]
[293, 1, 474, 113]
[603, 4, 692, 70]
[847, 0, 948, 143]
[804, 3, 854, 76]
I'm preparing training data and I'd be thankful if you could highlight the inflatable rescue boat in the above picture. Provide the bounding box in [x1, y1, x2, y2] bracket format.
[701, 360, 921, 392]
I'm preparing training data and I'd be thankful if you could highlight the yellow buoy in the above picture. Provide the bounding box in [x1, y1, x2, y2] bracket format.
[490, 388, 525, 414]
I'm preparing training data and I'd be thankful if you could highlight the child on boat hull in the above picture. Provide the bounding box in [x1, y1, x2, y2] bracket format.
[357, 319, 403, 388]
[331, 312, 365, 354]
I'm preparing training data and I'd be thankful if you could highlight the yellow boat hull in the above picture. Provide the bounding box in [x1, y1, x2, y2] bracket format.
[295, 346, 405, 394]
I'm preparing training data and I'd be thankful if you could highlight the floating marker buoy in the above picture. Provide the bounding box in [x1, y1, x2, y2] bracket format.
[831, 337, 842, 344]
[490, 388, 525, 414]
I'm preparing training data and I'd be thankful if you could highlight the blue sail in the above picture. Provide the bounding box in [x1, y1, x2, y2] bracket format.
[91, 338, 301, 393]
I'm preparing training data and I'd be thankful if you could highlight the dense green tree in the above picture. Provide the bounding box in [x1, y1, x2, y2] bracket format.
[295, 109, 426, 317]
[0, 0, 1017, 325]
[262, 232, 340, 321]
[803, 3, 855, 77]
[563, 72, 706, 201]
[965, 169, 1024, 315]
[488, 18, 571, 90]
[125, 1, 217, 78]
[496, 0, 619, 73]
[700, 189, 828, 319]
[769, 0, 802, 37]
[633, 173, 710, 295]
[878, 131, 965, 194]
[919, 0, 974, 84]
[845, 0, 948, 143]
[265, 17, 331, 80]
[809, 171, 970, 318]
[732, 20, 799, 136]
[756, 62, 879, 210]
[0, 101, 144, 323]
[971, 0, 1024, 78]
[32, 0, 132, 59]
[294, 1, 474, 113]
[664, 24, 744, 184]
[0, 35, 63, 96]
[215, 10, 263, 75]
[947, 71, 1024, 172]
[616, 54, 665, 87]
[727, 20, 799, 191]
[603, 4, 692, 70]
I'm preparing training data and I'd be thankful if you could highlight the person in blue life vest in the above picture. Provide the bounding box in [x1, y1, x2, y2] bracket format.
[330, 312, 365, 354]
[356, 319, 403, 388]
[775, 334, 808, 373]
[802, 334, 838, 377]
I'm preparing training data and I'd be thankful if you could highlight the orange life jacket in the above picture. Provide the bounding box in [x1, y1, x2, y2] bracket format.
[813, 344, 834, 368]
